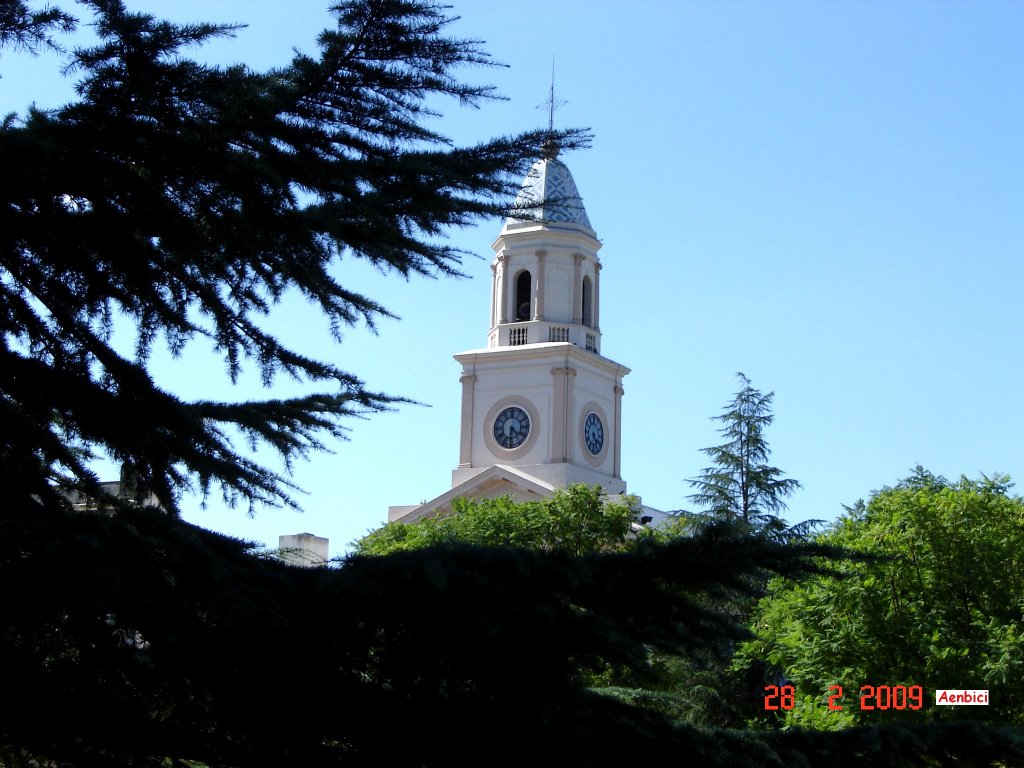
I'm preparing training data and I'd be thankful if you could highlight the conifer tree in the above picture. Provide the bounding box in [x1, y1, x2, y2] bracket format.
[0, 0, 585, 515]
[0, 0, 73, 53]
[688, 373, 801, 528]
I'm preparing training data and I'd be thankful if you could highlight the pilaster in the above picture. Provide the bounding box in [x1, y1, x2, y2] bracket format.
[497, 253, 508, 324]
[572, 253, 583, 324]
[489, 262, 497, 328]
[613, 384, 624, 479]
[533, 249, 547, 321]
[458, 373, 476, 467]
[550, 365, 576, 462]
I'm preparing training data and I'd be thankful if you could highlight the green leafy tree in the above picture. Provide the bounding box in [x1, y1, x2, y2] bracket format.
[355, 484, 637, 556]
[740, 468, 1024, 729]
[688, 373, 801, 529]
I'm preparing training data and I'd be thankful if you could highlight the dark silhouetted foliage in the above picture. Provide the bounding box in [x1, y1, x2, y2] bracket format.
[2, 2, 1022, 765]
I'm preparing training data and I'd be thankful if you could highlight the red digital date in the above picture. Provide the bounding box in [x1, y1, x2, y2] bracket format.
[856, 684, 923, 710]
[763, 684, 795, 710]
[764, 684, 923, 711]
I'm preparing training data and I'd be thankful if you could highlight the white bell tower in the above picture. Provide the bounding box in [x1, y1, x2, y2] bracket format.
[387, 143, 631, 523]
[450, 144, 629, 494]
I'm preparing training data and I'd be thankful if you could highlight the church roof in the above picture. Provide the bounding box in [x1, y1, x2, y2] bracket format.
[507, 149, 593, 231]
[388, 465, 556, 524]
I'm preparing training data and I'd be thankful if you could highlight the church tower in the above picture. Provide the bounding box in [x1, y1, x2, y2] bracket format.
[388, 145, 630, 523]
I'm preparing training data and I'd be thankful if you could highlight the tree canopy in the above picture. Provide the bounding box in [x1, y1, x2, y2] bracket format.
[4, 485, 882, 767]
[740, 468, 1024, 729]
[1, 0, 585, 515]
[355, 484, 638, 556]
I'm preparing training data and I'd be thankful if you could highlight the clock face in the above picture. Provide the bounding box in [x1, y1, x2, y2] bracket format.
[493, 406, 531, 450]
[584, 412, 604, 455]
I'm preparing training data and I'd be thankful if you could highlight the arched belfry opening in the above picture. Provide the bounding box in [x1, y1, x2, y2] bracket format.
[581, 275, 593, 328]
[515, 270, 532, 321]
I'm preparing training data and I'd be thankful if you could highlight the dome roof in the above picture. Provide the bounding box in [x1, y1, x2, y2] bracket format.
[507, 152, 593, 231]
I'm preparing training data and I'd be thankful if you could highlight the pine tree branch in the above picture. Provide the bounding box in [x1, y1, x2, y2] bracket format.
[0, 0, 75, 55]
[0, 0, 588, 513]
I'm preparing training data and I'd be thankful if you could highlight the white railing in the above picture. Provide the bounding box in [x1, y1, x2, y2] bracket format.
[492, 322, 600, 350]
[509, 326, 529, 346]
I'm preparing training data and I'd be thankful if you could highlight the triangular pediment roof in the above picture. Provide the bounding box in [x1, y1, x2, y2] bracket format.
[388, 465, 555, 524]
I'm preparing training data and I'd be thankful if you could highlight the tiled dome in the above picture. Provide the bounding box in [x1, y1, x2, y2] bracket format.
[507, 152, 592, 231]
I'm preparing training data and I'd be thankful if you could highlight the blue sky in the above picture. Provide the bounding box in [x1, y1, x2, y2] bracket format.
[4, 2, 1023, 557]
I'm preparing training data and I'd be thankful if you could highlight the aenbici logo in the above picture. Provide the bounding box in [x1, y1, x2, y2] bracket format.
[935, 690, 989, 706]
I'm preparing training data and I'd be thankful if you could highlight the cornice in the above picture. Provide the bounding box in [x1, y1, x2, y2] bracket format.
[454, 343, 630, 378]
